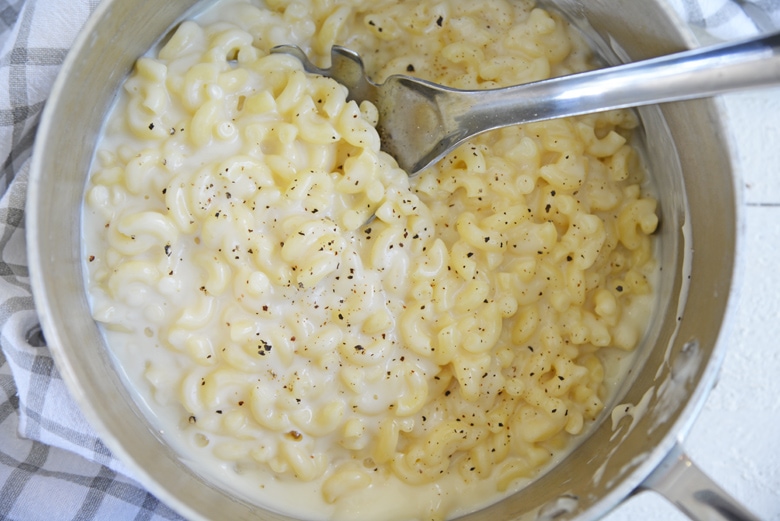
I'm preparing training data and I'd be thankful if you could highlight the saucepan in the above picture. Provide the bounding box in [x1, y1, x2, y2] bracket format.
[26, 0, 753, 519]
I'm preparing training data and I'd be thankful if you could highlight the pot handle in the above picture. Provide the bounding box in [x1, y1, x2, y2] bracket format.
[638, 443, 760, 521]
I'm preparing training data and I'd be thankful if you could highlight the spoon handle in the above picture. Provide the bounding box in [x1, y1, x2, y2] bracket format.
[443, 30, 780, 145]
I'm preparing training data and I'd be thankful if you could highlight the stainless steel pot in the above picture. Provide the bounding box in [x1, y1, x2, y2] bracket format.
[25, 0, 755, 520]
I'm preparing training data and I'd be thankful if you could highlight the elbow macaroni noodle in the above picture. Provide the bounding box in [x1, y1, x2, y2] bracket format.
[82, 0, 659, 519]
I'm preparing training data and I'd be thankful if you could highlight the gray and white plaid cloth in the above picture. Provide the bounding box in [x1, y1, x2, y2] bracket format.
[0, 0, 777, 519]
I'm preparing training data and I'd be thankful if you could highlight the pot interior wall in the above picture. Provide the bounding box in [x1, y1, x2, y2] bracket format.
[27, 0, 737, 520]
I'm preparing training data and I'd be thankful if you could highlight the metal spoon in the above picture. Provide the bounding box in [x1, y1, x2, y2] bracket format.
[272, 30, 780, 176]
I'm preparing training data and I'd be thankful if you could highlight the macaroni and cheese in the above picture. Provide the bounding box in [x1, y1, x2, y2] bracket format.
[83, 0, 658, 519]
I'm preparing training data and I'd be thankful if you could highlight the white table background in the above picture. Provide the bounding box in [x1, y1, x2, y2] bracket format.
[602, 88, 780, 520]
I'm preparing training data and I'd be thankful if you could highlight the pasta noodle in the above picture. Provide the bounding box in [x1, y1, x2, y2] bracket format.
[82, 0, 659, 519]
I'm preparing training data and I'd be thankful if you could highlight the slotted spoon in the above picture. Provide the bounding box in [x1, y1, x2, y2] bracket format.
[272, 30, 780, 175]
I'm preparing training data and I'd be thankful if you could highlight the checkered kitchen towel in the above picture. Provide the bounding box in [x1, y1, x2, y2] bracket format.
[0, 0, 777, 519]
